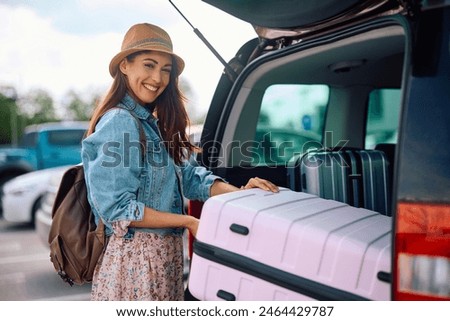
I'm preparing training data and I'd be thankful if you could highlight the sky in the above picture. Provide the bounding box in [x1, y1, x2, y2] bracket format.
[0, 0, 256, 119]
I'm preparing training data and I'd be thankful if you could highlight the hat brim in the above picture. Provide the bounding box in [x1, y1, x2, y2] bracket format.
[109, 48, 185, 77]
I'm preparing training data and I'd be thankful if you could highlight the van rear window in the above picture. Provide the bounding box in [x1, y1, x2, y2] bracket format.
[253, 84, 329, 165]
[48, 130, 85, 146]
[365, 89, 401, 149]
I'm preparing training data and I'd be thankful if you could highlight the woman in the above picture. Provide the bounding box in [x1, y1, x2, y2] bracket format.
[82, 23, 278, 301]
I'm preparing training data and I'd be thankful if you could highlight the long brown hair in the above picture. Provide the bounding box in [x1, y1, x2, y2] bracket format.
[86, 51, 196, 164]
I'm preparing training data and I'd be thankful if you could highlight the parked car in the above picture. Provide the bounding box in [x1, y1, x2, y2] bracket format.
[185, 0, 450, 301]
[1, 165, 71, 226]
[0, 121, 88, 217]
[253, 127, 321, 166]
[35, 166, 68, 246]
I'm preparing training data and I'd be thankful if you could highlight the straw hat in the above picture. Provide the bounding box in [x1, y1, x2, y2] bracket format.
[109, 23, 185, 77]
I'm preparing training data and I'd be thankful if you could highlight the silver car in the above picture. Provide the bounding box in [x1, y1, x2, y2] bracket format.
[2, 166, 70, 226]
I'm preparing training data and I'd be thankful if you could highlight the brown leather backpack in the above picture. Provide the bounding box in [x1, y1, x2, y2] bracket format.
[48, 164, 104, 286]
[48, 108, 146, 286]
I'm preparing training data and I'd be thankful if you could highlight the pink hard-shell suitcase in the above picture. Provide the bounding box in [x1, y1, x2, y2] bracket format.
[188, 188, 392, 301]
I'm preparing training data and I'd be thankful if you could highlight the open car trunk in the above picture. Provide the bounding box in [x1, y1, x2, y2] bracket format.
[186, 0, 450, 302]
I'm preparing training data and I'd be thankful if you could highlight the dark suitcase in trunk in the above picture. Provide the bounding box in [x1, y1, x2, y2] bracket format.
[287, 149, 391, 215]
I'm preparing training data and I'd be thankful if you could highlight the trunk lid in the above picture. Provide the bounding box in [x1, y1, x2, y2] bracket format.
[202, 0, 406, 40]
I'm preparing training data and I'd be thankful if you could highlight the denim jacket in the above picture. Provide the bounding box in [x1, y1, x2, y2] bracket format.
[82, 94, 222, 238]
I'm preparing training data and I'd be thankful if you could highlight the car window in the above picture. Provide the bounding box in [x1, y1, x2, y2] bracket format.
[253, 84, 328, 165]
[19, 132, 37, 148]
[365, 89, 401, 149]
[47, 130, 85, 146]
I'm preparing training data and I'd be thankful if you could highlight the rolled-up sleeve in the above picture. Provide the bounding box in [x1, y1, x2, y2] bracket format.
[180, 156, 225, 201]
[81, 110, 145, 229]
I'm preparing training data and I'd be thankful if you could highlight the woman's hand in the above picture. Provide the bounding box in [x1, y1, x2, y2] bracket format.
[210, 177, 279, 196]
[184, 215, 199, 239]
[241, 177, 279, 193]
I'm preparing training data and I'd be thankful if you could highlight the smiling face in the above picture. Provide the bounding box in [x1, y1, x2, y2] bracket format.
[119, 51, 172, 105]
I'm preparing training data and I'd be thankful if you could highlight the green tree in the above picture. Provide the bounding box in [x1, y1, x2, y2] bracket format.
[19, 89, 58, 124]
[0, 92, 19, 145]
[65, 90, 96, 121]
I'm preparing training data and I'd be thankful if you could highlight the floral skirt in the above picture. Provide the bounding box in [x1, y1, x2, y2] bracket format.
[91, 226, 184, 301]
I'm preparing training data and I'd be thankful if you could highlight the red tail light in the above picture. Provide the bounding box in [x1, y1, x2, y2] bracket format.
[394, 202, 450, 300]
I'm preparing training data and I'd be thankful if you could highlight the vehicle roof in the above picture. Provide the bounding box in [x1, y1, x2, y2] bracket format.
[24, 121, 89, 133]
